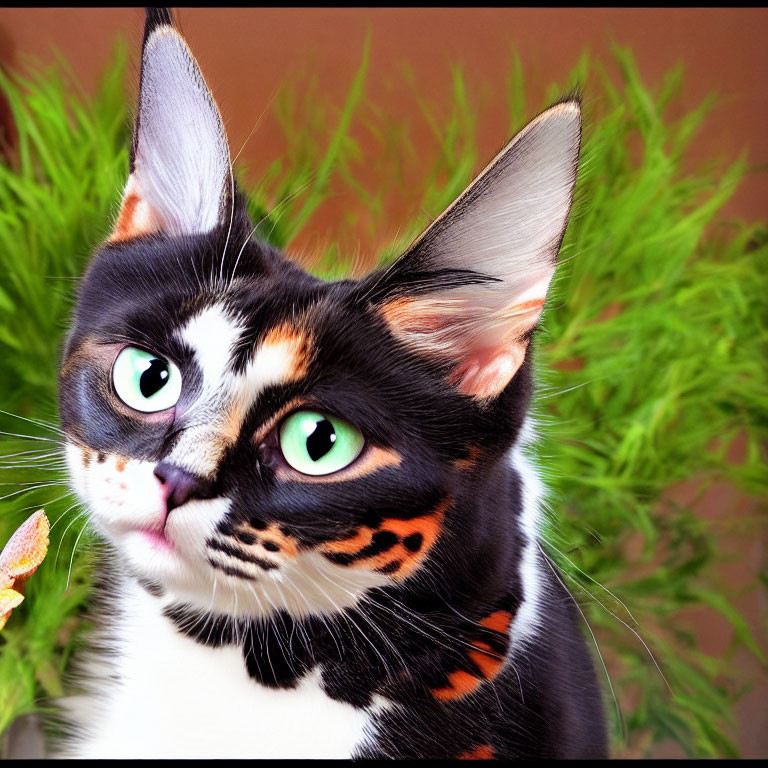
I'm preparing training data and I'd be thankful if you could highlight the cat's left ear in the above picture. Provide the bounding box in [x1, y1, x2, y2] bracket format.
[373, 100, 581, 401]
[109, 8, 232, 242]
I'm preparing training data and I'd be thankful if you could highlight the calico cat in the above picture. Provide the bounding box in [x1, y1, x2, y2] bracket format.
[55, 7, 607, 759]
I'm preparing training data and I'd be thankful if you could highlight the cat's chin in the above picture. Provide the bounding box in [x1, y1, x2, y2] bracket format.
[115, 525, 198, 588]
[120, 526, 176, 561]
[136, 528, 175, 553]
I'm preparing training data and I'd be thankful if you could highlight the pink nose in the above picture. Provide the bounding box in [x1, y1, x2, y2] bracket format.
[153, 462, 213, 512]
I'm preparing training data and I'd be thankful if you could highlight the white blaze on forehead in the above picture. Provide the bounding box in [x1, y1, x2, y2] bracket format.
[168, 303, 243, 476]
[178, 306, 308, 403]
[170, 306, 310, 478]
[180, 303, 243, 393]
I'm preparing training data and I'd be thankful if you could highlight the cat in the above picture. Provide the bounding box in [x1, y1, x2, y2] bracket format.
[54, 7, 607, 759]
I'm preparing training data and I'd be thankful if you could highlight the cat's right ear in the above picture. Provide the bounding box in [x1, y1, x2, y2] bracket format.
[368, 100, 581, 402]
[108, 8, 232, 243]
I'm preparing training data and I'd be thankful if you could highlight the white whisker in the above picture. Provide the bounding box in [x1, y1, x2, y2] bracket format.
[539, 541, 625, 737]
[538, 542, 671, 695]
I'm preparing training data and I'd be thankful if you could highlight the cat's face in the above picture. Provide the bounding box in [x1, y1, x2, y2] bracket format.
[59, 232, 469, 615]
[58, 13, 580, 620]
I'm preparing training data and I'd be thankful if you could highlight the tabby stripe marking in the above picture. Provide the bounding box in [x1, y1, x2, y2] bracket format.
[320, 497, 449, 580]
[205, 558, 259, 581]
[207, 539, 278, 571]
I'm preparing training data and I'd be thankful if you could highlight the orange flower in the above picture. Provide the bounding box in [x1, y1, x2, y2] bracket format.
[0, 510, 49, 630]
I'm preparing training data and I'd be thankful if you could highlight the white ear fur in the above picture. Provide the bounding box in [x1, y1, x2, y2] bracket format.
[110, 24, 231, 241]
[381, 101, 581, 400]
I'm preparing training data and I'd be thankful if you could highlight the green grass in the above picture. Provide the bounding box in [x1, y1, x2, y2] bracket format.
[0, 38, 766, 757]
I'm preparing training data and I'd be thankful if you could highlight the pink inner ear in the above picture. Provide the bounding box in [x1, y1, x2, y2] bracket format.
[451, 346, 527, 401]
[380, 292, 548, 400]
[380, 270, 553, 401]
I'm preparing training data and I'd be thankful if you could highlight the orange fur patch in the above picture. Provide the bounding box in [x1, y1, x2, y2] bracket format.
[322, 527, 374, 555]
[458, 745, 495, 759]
[320, 496, 449, 580]
[379, 297, 436, 335]
[203, 329, 312, 464]
[260, 523, 299, 558]
[453, 445, 483, 470]
[108, 176, 160, 244]
[379, 292, 545, 401]
[430, 608, 512, 702]
[479, 610, 512, 634]
[234, 522, 299, 559]
[260, 324, 312, 383]
[468, 646, 504, 680]
[432, 669, 481, 701]
[282, 446, 402, 484]
[109, 192, 142, 242]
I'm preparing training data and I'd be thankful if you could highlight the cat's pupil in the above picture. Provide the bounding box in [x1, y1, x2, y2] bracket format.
[139, 358, 169, 398]
[306, 418, 336, 461]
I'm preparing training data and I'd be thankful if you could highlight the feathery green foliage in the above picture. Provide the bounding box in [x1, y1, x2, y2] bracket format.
[0, 39, 765, 757]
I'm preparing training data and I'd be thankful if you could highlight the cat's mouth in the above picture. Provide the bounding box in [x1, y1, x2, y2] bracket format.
[114, 501, 174, 553]
[136, 526, 174, 552]
[117, 517, 178, 562]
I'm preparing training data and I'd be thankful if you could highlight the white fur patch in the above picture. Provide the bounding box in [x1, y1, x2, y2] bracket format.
[240, 331, 306, 395]
[196, 549, 391, 619]
[59, 580, 376, 759]
[508, 417, 546, 647]
[65, 439, 388, 623]
[64, 445, 165, 539]
[180, 303, 243, 393]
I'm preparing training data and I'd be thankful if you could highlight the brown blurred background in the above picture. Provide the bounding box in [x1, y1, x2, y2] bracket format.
[1, 7, 766, 758]
[2, 9, 766, 232]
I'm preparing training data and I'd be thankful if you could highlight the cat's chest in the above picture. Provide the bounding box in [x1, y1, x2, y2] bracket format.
[68, 584, 376, 759]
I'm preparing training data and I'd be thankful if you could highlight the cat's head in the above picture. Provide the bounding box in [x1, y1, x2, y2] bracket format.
[58, 9, 580, 619]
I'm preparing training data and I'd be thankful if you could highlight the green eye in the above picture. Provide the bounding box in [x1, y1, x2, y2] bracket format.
[279, 410, 364, 476]
[112, 346, 182, 413]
